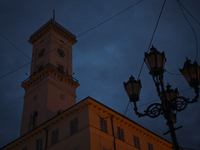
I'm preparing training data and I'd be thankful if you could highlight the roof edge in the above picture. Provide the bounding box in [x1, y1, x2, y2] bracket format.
[29, 18, 76, 44]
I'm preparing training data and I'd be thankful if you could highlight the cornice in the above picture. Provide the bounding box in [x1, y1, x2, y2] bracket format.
[21, 65, 79, 91]
[2, 99, 88, 150]
[86, 97, 173, 149]
[28, 19, 77, 45]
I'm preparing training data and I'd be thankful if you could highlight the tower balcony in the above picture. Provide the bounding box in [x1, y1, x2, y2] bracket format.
[21, 63, 79, 89]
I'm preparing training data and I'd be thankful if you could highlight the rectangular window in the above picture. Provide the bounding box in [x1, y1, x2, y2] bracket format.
[70, 146, 80, 150]
[100, 117, 108, 133]
[148, 143, 153, 150]
[22, 147, 27, 150]
[133, 135, 140, 149]
[37, 65, 43, 72]
[51, 129, 59, 145]
[36, 138, 43, 150]
[117, 127, 125, 141]
[102, 147, 110, 150]
[58, 64, 64, 73]
[70, 117, 78, 135]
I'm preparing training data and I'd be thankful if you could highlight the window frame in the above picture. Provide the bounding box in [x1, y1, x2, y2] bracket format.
[100, 117, 108, 133]
[28, 111, 38, 131]
[58, 64, 64, 73]
[21, 146, 28, 150]
[101, 147, 110, 150]
[133, 135, 140, 149]
[70, 117, 78, 135]
[51, 128, 59, 145]
[36, 138, 43, 150]
[148, 143, 154, 150]
[117, 127, 125, 141]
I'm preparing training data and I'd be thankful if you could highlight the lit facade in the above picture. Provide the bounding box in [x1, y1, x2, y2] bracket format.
[1, 17, 173, 150]
[1, 97, 173, 150]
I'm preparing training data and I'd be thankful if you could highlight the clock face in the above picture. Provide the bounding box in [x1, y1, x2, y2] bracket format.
[38, 49, 45, 58]
[57, 49, 65, 57]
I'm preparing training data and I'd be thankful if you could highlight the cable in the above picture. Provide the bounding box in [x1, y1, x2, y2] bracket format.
[177, 0, 199, 61]
[110, 100, 130, 150]
[165, 70, 182, 76]
[177, 1, 200, 26]
[0, 0, 144, 80]
[137, 0, 166, 80]
[0, 62, 31, 80]
[76, 0, 143, 38]
[0, 33, 31, 60]
[0, 36, 70, 80]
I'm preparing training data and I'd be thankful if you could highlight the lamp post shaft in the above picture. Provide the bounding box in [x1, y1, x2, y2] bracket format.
[168, 119, 180, 150]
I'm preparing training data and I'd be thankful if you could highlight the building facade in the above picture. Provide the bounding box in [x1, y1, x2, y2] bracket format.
[1, 17, 173, 150]
[1, 97, 173, 150]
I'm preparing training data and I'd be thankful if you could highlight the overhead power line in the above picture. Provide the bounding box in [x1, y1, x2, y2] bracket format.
[0, 62, 31, 80]
[0, 0, 144, 80]
[77, 0, 143, 38]
[177, 0, 199, 61]
[0, 33, 31, 60]
[137, 0, 166, 80]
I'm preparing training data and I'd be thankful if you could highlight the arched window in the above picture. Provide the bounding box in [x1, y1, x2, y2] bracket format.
[28, 114, 33, 131]
[28, 111, 38, 132]
[33, 111, 38, 128]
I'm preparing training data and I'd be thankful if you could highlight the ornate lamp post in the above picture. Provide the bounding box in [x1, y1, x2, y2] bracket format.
[124, 46, 200, 150]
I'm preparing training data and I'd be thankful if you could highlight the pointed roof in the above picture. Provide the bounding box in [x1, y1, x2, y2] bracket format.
[29, 19, 77, 44]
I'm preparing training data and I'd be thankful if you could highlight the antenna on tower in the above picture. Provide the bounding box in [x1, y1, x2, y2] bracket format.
[53, 10, 55, 21]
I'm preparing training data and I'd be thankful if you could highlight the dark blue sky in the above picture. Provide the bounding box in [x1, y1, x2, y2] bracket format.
[0, 0, 200, 149]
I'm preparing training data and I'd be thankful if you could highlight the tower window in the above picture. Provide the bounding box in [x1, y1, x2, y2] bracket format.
[70, 117, 78, 135]
[71, 146, 80, 150]
[33, 94, 38, 101]
[100, 117, 107, 133]
[29, 111, 38, 131]
[37, 65, 43, 72]
[51, 129, 59, 145]
[60, 94, 65, 100]
[117, 127, 125, 141]
[36, 138, 43, 150]
[58, 64, 64, 73]
[22, 146, 28, 150]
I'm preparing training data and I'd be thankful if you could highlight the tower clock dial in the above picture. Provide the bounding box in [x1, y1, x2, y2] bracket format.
[57, 49, 65, 57]
[38, 49, 45, 58]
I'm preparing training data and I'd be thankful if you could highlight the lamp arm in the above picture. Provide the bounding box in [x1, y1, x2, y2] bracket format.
[132, 101, 146, 117]
[170, 96, 189, 112]
[173, 86, 199, 106]
[133, 101, 162, 118]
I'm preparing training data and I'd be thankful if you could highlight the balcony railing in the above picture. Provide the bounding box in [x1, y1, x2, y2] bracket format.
[22, 63, 79, 84]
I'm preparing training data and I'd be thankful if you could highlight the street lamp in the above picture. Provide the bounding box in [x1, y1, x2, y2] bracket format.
[124, 46, 200, 150]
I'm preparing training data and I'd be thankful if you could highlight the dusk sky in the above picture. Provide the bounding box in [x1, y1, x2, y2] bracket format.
[0, 0, 200, 149]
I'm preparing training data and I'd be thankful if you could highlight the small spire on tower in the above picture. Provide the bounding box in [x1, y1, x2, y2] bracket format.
[53, 10, 55, 21]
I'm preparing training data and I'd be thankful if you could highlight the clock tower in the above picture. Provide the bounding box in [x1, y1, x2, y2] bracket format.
[20, 17, 79, 136]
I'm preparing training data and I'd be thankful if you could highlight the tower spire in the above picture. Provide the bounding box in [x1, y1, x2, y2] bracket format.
[53, 10, 55, 21]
